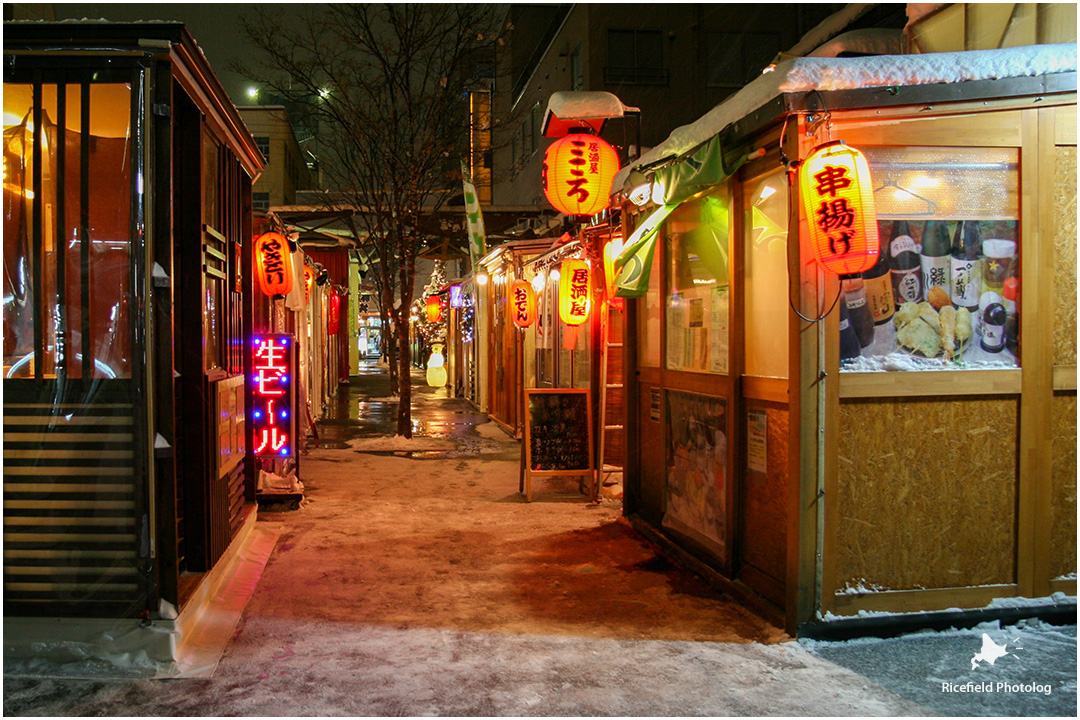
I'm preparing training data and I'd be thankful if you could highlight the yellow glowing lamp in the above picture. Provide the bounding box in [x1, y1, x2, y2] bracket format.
[542, 134, 620, 217]
[558, 259, 591, 326]
[602, 236, 625, 304]
[798, 140, 879, 275]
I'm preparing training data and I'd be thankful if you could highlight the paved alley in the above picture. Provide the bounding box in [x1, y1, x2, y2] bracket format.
[3, 363, 1076, 716]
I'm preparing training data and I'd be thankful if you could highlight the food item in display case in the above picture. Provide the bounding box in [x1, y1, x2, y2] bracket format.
[889, 220, 923, 305]
[920, 220, 952, 304]
[839, 300, 862, 361]
[950, 220, 983, 311]
[862, 230, 894, 325]
[893, 301, 972, 359]
[842, 277, 875, 348]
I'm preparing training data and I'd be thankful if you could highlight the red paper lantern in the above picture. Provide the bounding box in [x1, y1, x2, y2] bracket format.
[425, 294, 442, 324]
[328, 292, 341, 335]
[542, 134, 620, 217]
[303, 266, 315, 305]
[799, 140, 879, 275]
[254, 232, 294, 297]
[510, 280, 537, 328]
[558, 259, 591, 326]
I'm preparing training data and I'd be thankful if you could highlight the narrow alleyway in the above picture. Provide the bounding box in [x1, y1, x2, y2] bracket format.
[4, 361, 1074, 716]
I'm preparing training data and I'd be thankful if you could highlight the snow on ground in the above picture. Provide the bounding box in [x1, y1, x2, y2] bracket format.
[802, 618, 1078, 717]
[474, 420, 515, 441]
[347, 435, 456, 452]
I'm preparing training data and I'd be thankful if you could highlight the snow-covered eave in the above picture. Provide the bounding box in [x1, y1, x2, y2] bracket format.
[613, 43, 1078, 194]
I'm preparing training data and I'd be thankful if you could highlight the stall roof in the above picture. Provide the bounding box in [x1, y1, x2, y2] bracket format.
[614, 42, 1077, 194]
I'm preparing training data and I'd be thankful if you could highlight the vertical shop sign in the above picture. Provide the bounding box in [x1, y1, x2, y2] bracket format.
[251, 334, 294, 458]
[558, 259, 591, 325]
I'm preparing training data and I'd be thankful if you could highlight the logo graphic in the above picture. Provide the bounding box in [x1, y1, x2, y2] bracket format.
[971, 633, 1022, 670]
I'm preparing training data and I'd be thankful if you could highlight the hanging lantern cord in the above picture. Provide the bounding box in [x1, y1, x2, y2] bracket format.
[789, 282, 842, 324]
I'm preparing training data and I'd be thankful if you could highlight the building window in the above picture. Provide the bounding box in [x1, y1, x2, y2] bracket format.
[605, 29, 667, 85]
[253, 192, 270, 212]
[254, 135, 270, 162]
[705, 32, 781, 88]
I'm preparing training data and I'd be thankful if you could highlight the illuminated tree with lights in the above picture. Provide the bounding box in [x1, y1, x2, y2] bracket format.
[414, 261, 448, 350]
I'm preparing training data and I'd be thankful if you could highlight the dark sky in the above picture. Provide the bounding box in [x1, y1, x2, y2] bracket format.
[51, 4, 307, 103]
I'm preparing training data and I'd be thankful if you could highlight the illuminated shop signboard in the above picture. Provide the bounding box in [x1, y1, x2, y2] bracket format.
[251, 334, 295, 458]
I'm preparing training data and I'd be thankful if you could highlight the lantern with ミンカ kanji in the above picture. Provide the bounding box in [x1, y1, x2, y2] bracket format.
[254, 231, 294, 297]
[558, 259, 591, 326]
[542, 134, 620, 217]
[510, 280, 537, 328]
[799, 140, 879, 276]
[425, 294, 442, 323]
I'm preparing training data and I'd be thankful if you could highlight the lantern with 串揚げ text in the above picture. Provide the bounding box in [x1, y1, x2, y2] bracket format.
[510, 280, 537, 328]
[798, 140, 879, 275]
[542, 134, 620, 217]
[558, 259, 591, 326]
[254, 232, 294, 297]
[425, 294, 442, 323]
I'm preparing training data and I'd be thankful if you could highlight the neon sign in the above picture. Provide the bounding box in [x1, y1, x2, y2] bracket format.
[251, 334, 294, 457]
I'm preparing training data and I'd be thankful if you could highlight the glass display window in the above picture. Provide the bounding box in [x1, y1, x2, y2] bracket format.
[840, 146, 1020, 372]
[665, 187, 732, 374]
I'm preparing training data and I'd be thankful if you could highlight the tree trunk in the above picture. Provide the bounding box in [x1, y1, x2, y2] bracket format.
[395, 313, 412, 438]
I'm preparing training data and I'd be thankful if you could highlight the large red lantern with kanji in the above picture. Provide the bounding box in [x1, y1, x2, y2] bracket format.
[254, 232, 294, 297]
[510, 280, 537, 328]
[425, 294, 442, 324]
[542, 134, 620, 217]
[558, 259, 591, 326]
[799, 140, 879, 275]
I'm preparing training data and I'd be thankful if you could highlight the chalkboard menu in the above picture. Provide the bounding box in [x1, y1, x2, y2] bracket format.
[524, 389, 594, 485]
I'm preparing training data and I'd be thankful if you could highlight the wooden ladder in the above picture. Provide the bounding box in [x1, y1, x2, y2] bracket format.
[597, 302, 624, 500]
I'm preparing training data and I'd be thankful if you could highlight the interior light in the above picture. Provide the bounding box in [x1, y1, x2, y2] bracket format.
[549, 268, 561, 282]
[757, 185, 777, 203]
[629, 182, 651, 207]
[531, 273, 546, 292]
[893, 189, 915, 201]
[246, 86, 259, 99]
[476, 272, 489, 286]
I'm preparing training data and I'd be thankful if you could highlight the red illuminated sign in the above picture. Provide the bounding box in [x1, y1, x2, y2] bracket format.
[251, 334, 294, 458]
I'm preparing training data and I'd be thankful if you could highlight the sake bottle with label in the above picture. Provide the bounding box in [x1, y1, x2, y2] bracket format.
[889, 220, 923, 305]
[950, 220, 983, 311]
[839, 297, 862, 361]
[841, 277, 875, 348]
[920, 220, 952, 302]
[861, 227, 894, 325]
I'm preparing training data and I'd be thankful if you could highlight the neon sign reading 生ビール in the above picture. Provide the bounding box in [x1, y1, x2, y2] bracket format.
[251, 334, 294, 457]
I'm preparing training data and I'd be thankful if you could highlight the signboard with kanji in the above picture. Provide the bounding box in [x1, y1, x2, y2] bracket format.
[251, 334, 296, 458]
[558, 259, 591, 326]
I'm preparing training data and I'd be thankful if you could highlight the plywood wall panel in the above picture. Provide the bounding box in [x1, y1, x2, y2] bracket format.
[835, 397, 1018, 591]
[738, 405, 789, 584]
[1050, 392, 1077, 579]
[1053, 146, 1078, 367]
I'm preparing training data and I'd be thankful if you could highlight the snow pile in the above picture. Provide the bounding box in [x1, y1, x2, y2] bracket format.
[348, 435, 455, 452]
[614, 43, 1076, 192]
[474, 421, 515, 441]
[257, 469, 303, 494]
[545, 91, 639, 121]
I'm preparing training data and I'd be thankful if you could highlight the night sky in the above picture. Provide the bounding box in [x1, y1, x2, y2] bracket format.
[50, 4, 309, 104]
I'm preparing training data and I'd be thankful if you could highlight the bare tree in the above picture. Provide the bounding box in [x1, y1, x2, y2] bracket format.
[239, 4, 503, 437]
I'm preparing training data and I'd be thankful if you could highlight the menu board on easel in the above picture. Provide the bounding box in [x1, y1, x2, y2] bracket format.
[523, 388, 594, 502]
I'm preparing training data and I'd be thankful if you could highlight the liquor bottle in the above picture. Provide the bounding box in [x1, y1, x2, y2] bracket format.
[889, 220, 922, 305]
[919, 220, 952, 305]
[862, 227, 894, 325]
[980, 301, 1007, 353]
[842, 277, 875, 348]
[1003, 274, 1019, 355]
[950, 220, 983, 311]
[839, 298, 862, 361]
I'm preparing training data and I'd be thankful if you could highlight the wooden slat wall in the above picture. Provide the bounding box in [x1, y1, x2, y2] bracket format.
[3, 402, 140, 615]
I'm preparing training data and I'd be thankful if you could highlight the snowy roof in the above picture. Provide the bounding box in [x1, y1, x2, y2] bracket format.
[543, 91, 640, 138]
[613, 43, 1077, 193]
